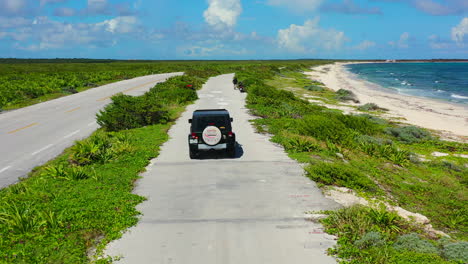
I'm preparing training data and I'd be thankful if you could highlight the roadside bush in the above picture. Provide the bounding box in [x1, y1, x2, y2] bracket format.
[385, 126, 433, 143]
[335, 89, 359, 103]
[356, 113, 388, 125]
[358, 103, 388, 112]
[393, 233, 439, 254]
[354, 231, 386, 249]
[0, 202, 43, 234]
[272, 133, 321, 152]
[355, 136, 410, 166]
[442, 242, 468, 262]
[305, 162, 377, 191]
[299, 114, 349, 143]
[97, 94, 169, 131]
[389, 250, 449, 264]
[304, 85, 325, 91]
[336, 114, 381, 135]
[69, 132, 133, 165]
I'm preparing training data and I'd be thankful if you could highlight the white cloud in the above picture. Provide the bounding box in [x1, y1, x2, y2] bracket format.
[277, 18, 346, 53]
[353, 40, 376, 50]
[12, 16, 140, 51]
[389, 32, 410, 48]
[203, 0, 242, 30]
[452, 17, 468, 45]
[97, 16, 138, 34]
[267, 0, 323, 12]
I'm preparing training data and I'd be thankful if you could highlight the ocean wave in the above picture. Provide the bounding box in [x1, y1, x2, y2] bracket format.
[451, 94, 468, 99]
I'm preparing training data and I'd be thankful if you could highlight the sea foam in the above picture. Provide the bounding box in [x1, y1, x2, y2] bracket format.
[451, 94, 468, 99]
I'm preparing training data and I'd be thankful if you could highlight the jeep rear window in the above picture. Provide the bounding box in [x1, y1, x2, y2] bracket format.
[193, 115, 230, 131]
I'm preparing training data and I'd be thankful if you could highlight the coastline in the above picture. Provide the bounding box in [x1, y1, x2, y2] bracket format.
[306, 62, 468, 142]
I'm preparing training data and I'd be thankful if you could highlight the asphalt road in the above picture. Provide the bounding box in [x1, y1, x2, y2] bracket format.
[105, 74, 341, 263]
[0, 72, 183, 188]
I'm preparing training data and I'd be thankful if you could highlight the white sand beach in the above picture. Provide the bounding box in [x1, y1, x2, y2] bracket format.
[306, 63, 468, 142]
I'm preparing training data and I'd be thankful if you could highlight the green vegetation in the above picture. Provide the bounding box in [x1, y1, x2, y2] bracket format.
[322, 205, 466, 263]
[358, 103, 388, 112]
[335, 89, 360, 103]
[242, 65, 467, 262]
[96, 75, 202, 131]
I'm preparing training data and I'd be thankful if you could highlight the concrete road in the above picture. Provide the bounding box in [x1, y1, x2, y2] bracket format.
[105, 74, 341, 263]
[0, 72, 183, 188]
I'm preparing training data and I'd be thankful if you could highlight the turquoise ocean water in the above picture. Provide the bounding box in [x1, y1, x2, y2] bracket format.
[346, 62, 468, 105]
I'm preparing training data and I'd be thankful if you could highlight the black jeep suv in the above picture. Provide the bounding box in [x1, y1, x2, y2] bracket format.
[188, 109, 236, 159]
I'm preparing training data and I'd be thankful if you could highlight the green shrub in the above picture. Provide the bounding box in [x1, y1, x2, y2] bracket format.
[336, 114, 381, 135]
[358, 103, 388, 111]
[385, 126, 433, 143]
[299, 114, 349, 143]
[305, 162, 377, 191]
[443, 242, 468, 262]
[335, 89, 359, 103]
[272, 134, 321, 152]
[393, 233, 439, 254]
[356, 113, 388, 125]
[304, 85, 325, 91]
[0, 202, 44, 234]
[69, 132, 133, 165]
[66, 166, 92, 180]
[389, 250, 449, 264]
[96, 94, 169, 131]
[354, 231, 386, 249]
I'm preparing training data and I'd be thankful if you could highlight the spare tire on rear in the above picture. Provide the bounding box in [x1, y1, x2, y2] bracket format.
[202, 126, 222, 146]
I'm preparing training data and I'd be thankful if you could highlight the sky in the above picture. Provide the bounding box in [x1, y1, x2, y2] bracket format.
[0, 0, 467, 60]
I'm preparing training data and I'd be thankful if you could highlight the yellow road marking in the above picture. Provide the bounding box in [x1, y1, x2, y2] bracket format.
[8, 123, 39, 134]
[66, 107, 80, 113]
[96, 79, 163, 102]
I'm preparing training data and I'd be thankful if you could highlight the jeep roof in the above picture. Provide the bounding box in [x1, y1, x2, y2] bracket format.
[190, 109, 232, 132]
[192, 109, 230, 116]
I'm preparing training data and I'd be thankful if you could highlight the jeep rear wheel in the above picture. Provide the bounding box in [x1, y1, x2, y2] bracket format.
[202, 126, 222, 146]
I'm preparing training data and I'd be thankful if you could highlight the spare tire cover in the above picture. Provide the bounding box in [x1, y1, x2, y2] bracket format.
[202, 126, 222, 146]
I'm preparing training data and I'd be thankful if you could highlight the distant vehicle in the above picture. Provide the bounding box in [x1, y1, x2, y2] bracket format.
[238, 82, 245, 93]
[188, 109, 236, 159]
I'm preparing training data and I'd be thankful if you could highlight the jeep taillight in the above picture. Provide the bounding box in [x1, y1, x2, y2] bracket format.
[228, 131, 233, 137]
[191, 133, 198, 139]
